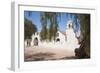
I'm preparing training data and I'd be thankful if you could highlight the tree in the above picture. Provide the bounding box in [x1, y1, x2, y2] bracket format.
[75, 14, 90, 58]
[40, 13, 48, 41]
[24, 18, 37, 39]
[40, 12, 59, 41]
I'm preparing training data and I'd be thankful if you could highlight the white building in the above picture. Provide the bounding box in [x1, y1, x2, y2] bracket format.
[55, 30, 67, 44]
[25, 20, 80, 50]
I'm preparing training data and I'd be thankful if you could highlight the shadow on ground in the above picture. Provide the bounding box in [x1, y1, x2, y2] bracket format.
[24, 52, 76, 62]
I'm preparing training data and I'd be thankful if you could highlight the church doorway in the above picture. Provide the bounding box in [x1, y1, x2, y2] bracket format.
[56, 38, 60, 42]
[34, 37, 38, 46]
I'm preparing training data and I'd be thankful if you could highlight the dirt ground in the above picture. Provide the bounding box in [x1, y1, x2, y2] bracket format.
[24, 46, 76, 61]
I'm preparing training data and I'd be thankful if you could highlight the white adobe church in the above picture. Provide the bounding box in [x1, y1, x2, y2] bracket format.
[24, 20, 80, 50]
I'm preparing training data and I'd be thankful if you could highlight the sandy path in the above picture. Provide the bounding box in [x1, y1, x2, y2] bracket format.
[24, 46, 75, 61]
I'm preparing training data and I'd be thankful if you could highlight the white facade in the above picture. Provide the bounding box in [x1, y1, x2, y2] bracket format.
[30, 30, 67, 46]
[31, 32, 41, 46]
[25, 21, 80, 50]
[56, 31, 66, 44]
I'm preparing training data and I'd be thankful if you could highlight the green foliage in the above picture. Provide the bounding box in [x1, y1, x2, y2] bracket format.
[24, 18, 37, 39]
[79, 14, 90, 57]
[40, 12, 59, 41]
[75, 14, 90, 58]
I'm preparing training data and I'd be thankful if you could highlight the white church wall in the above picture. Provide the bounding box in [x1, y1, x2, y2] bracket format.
[25, 20, 80, 52]
[56, 31, 66, 44]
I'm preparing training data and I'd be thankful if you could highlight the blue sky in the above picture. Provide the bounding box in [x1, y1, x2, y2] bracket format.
[24, 11, 80, 34]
